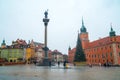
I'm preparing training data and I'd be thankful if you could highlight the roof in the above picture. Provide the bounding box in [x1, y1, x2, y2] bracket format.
[33, 42, 44, 47]
[52, 50, 63, 55]
[69, 47, 76, 53]
[86, 35, 120, 49]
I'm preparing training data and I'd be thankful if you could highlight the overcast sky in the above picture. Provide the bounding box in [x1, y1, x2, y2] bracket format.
[0, 0, 120, 54]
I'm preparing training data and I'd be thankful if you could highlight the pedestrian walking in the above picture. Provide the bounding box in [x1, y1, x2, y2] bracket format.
[58, 61, 60, 67]
[63, 61, 66, 68]
[49, 61, 51, 67]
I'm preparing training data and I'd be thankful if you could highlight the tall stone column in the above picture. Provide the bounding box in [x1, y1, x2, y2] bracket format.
[42, 10, 50, 66]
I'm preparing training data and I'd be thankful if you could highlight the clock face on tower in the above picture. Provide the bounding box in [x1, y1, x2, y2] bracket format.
[82, 34, 88, 40]
[82, 38, 86, 40]
[83, 34, 87, 38]
[82, 38, 87, 40]
[80, 33, 88, 41]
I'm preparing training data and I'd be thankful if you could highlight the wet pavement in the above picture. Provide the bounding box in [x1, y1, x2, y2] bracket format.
[0, 64, 120, 80]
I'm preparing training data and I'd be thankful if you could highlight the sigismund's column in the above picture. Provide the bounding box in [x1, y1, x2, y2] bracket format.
[42, 10, 50, 66]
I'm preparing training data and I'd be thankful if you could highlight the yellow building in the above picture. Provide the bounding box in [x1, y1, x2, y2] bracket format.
[26, 48, 32, 63]
[25, 40, 35, 64]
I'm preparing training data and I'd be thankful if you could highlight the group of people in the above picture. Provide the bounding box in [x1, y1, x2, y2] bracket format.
[49, 61, 68, 68]
[58, 61, 68, 68]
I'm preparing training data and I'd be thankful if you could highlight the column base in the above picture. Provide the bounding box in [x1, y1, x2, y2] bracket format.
[37, 58, 50, 66]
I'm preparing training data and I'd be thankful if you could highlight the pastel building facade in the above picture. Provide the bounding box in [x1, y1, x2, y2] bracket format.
[51, 50, 63, 62]
[0, 48, 24, 62]
[0, 39, 35, 63]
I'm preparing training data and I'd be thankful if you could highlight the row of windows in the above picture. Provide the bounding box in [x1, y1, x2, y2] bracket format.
[87, 52, 120, 58]
[8, 50, 23, 53]
[86, 44, 120, 52]
[1, 52, 23, 58]
[10, 59, 17, 62]
[86, 53, 113, 58]
[86, 45, 112, 52]
[87, 59, 113, 63]
[0, 50, 23, 54]
[8, 53, 23, 58]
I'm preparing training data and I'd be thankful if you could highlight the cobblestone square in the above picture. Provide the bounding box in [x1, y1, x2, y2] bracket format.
[0, 65, 120, 80]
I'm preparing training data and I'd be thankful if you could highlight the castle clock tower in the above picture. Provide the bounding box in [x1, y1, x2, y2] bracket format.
[80, 18, 89, 49]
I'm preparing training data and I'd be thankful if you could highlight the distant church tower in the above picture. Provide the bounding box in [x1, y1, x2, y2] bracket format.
[109, 24, 116, 37]
[68, 46, 71, 51]
[109, 24, 116, 42]
[1, 39, 6, 48]
[79, 18, 89, 49]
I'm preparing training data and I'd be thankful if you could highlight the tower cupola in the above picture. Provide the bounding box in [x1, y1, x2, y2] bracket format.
[1, 39, 6, 46]
[1, 39, 6, 48]
[68, 46, 71, 51]
[109, 24, 116, 37]
[80, 18, 87, 33]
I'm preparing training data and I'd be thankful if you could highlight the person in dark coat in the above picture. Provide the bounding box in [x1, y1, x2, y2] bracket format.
[63, 61, 66, 68]
[49, 61, 51, 67]
[58, 61, 60, 67]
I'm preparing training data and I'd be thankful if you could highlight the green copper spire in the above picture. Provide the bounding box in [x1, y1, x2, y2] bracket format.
[80, 17, 87, 33]
[68, 46, 71, 51]
[1, 39, 6, 46]
[82, 17, 84, 26]
[109, 24, 116, 37]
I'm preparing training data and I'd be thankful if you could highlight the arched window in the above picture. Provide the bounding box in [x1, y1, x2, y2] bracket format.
[106, 53, 108, 57]
[10, 60, 12, 62]
[14, 60, 16, 62]
[102, 54, 105, 58]
[110, 52, 112, 57]
[110, 45, 111, 49]
[118, 45, 120, 48]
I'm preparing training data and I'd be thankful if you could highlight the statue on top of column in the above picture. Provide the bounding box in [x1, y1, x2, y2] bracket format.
[44, 10, 48, 18]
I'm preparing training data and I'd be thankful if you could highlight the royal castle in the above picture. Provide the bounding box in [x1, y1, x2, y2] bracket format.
[68, 19, 120, 66]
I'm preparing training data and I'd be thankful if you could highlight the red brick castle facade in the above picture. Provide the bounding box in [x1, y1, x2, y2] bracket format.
[68, 19, 120, 65]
